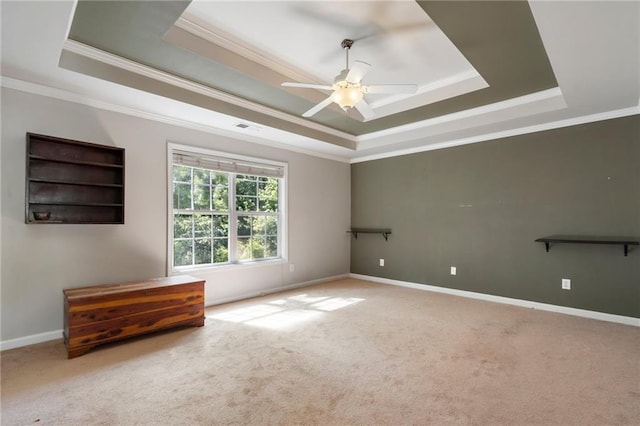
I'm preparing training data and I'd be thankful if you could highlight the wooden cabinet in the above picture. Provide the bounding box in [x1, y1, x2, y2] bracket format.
[63, 275, 205, 359]
[26, 133, 125, 224]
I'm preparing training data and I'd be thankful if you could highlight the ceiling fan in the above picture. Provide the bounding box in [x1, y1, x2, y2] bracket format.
[281, 39, 418, 120]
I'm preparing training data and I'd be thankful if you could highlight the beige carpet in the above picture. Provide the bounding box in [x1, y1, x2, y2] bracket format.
[2, 278, 639, 425]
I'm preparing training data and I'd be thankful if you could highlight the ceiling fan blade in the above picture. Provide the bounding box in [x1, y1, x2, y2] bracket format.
[346, 60, 372, 84]
[282, 82, 333, 90]
[354, 99, 375, 121]
[302, 96, 334, 118]
[362, 84, 418, 94]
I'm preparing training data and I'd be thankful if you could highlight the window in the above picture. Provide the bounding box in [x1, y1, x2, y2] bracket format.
[168, 144, 286, 270]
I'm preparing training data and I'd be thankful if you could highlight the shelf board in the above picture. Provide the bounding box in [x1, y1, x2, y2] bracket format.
[348, 228, 392, 241]
[27, 220, 123, 224]
[29, 202, 124, 207]
[29, 178, 123, 188]
[28, 220, 64, 224]
[29, 155, 124, 169]
[535, 235, 640, 256]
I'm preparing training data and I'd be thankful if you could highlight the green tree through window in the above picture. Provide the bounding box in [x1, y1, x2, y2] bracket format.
[171, 159, 281, 268]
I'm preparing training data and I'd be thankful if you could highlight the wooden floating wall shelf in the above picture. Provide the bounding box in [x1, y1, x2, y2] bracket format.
[535, 235, 639, 257]
[26, 133, 125, 224]
[348, 228, 392, 241]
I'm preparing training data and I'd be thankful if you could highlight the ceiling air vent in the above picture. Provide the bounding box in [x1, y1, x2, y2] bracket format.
[234, 123, 262, 132]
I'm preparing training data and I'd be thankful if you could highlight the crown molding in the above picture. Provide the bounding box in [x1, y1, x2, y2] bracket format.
[358, 87, 565, 143]
[369, 70, 482, 109]
[0, 76, 352, 163]
[62, 39, 356, 143]
[351, 105, 640, 163]
[365, 72, 488, 122]
[174, 14, 487, 122]
[3, 75, 637, 166]
[175, 14, 326, 86]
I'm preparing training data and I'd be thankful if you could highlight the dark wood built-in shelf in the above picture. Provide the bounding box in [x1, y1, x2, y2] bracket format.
[26, 133, 125, 224]
[535, 235, 640, 256]
[29, 155, 124, 168]
[28, 178, 124, 188]
[348, 228, 392, 241]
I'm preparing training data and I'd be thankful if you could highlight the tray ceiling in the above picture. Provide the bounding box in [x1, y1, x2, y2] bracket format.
[62, 1, 557, 144]
[2, 1, 638, 161]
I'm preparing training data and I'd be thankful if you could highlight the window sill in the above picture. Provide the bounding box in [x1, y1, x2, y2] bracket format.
[172, 258, 286, 274]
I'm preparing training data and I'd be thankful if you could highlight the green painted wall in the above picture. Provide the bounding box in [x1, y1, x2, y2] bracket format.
[351, 115, 640, 317]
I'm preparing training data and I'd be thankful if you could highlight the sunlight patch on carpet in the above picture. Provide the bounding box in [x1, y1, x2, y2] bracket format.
[312, 297, 364, 311]
[210, 304, 284, 323]
[209, 293, 365, 330]
[246, 309, 323, 330]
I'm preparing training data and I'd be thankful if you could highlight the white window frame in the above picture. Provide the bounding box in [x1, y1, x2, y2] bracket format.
[167, 142, 288, 274]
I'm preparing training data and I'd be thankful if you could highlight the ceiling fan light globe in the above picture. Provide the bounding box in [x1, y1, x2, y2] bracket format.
[332, 85, 363, 110]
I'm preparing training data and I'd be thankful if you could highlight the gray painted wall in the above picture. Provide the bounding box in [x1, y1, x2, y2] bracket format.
[351, 115, 639, 317]
[1, 88, 351, 343]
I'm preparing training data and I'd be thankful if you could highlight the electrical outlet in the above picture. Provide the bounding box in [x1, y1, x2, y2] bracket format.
[562, 278, 571, 290]
[450, 266, 457, 275]
[289, 264, 295, 272]
[379, 259, 385, 267]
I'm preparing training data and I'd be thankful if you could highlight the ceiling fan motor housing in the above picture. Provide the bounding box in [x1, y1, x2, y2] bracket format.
[341, 39, 354, 50]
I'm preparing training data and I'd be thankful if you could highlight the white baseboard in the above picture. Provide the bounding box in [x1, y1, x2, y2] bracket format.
[350, 273, 640, 327]
[0, 274, 350, 352]
[0, 330, 63, 352]
[206, 274, 350, 307]
[7, 272, 632, 351]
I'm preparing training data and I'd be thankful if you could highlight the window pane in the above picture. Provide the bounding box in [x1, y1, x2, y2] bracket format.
[174, 240, 193, 266]
[236, 196, 256, 211]
[173, 165, 191, 183]
[194, 238, 212, 265]
[252, 216, 265, 235]
[174, 183, 192, 210]
[214, 238, 229, 263]
[193, 185, 211, 210]
[193, 168, 210, 185]
[258, 198, 278, 212]
[237, 237, 251, 260]
[174, 214, 193, 239]
[258, 178, 278, 212]
[237, 216, 251, 236]
[252, 236, 265, 259]
[172, 159, 282, 268]
[213, 215, 229, 237]
[213, 172, 228, 186]
[266, 236, 278, 258]
[236, 178, 257, 196]
[265, 216, 277, 235]
[194, 214, 212, 238]
[212, 186, 228, 211]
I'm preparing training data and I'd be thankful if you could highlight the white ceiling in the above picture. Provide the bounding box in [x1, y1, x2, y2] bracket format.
[180, 0, 487, 120]
[1, 1, 638, 163]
